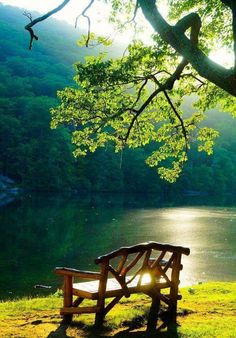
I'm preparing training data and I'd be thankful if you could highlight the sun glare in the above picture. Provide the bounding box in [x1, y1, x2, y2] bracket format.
[163, 209, 197, 222]
[209, 48, 234, 68]
[141, 273, 152, 284]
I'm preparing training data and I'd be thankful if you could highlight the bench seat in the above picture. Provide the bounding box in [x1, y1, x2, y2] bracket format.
[72, 275, 169, 299]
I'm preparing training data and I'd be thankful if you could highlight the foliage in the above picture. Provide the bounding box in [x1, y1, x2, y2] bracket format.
[2, 4, 236, 193]
[50, 0, 236, 181]
[51, 39, 220, 181]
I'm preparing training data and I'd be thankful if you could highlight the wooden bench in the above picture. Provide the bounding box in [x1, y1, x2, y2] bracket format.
[55, 241, 190, 330]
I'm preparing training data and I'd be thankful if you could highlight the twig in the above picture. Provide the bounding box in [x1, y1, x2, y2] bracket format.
[75, 0, 95, 47]
[131, 79, 148, 108]
[150, 74, 188, 155]
[24, 0, 70, 49]
[181, 73, 206, 85]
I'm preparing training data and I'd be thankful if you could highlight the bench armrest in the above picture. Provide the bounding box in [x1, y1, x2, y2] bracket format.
[55, 267, 102, 279]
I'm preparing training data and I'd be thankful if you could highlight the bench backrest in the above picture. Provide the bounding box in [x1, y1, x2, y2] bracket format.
[95, 242, 190, 295]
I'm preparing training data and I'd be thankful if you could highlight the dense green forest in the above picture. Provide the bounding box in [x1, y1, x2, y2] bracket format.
[1, 4, 236, 195]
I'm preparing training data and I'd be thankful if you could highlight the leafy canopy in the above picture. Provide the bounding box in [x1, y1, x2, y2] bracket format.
[48, 0, 236, 182]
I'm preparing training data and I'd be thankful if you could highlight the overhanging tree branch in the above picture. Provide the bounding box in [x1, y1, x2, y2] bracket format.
[122, 7, 203, 145]
[23, 0, 236, 97]
[24, 0, 70, 49]
[138, 0, 236, 96]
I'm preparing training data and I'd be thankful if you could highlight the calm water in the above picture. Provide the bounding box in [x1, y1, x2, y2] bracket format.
[0, 193, 236, 300]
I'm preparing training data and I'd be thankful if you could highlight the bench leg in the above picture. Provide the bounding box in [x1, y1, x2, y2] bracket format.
[168, 300, 177, 323]
[95, 292, 105, 327]
[169, 300, 177, 315]
[147, 296, 160, 331]
[62, 276, 73, 324]
[62, 314, 73, 324]
[95, 310, 105, 327]
[95, 263, 108, 327]
[168, 253, 181, 320]
[168, 284, 178, 320]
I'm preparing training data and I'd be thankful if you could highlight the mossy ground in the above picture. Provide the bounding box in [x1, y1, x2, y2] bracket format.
[0, 282, 235, 337]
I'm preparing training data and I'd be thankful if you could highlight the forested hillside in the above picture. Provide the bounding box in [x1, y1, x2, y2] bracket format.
[1, 4, 236, 194]
[0, 4, 86, 191]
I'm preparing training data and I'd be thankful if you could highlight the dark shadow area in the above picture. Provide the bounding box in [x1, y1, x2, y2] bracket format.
[46, 317, 179, 338]
[110, 318, 179, 338]
[47, 323, 70, 337]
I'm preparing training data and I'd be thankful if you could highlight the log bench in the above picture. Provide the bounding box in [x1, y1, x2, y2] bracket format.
[55, 241, 190, 330]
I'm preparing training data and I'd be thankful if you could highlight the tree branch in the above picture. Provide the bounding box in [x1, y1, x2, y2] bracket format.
[131, 78, 148, 108]
[124, 111, 140, 142]
[75, 0, 95, 47]
[123, 57, 189, 143]
[162, 90, 188, 156]
[24, 0, 71, 49]
[150, 74, 188, 155]
[181, 73, 206, 85]
[123, 0, 139, 26]
[138, 0, 236, 96]
[175, 12, 201, 45]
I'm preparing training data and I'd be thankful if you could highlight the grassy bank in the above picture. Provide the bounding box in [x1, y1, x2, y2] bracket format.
[0, 282, 235, 337]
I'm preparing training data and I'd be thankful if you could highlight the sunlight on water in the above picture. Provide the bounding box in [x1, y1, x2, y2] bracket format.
[162, 209, 197, 221]
[1, 195, 236, 298]
[123, 206, 236, 287]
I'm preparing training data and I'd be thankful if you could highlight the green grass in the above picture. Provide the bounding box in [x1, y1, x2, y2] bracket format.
[177, 282, 236, 338]
[0, 294, 61, 318]
[0, 282, 235, 337]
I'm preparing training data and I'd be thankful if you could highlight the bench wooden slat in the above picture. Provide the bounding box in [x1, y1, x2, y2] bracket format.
[72, 275, 170, 299]
[61, 306, 100, 314]
[55, 267, 101, 279]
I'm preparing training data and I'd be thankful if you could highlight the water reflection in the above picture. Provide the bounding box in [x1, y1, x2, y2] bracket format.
[122, 206, 236, 286]
[0, 193, 235, 299]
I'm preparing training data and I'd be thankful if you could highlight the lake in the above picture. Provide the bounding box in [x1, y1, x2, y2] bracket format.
[0, 192, 236, 300]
